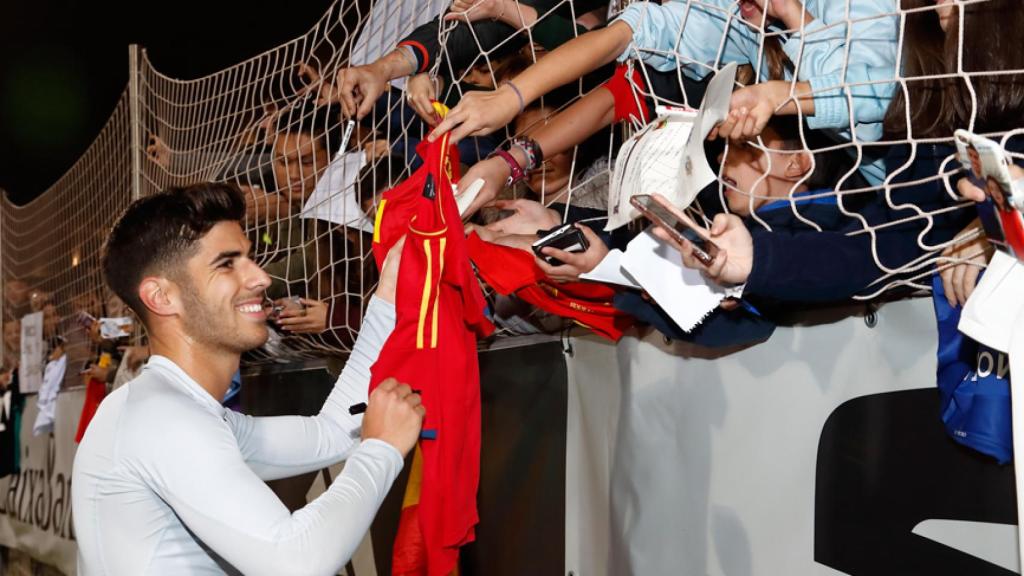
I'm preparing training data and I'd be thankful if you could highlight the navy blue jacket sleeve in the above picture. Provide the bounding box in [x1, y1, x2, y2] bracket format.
[613, 291, 776, 348]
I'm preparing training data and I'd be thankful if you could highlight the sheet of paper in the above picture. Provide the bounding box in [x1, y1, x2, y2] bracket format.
[19, 311, 43, 394]
[606, 63, 737, 231]
[959, 250, 1024, 353]
[676, 62, 737, 208]
[606, 110, 696, 231]
[454, 178, 484, 217]
[300, 150, 375, 233]
[579, 249, 641, 289]
[619, 230, 730, 332]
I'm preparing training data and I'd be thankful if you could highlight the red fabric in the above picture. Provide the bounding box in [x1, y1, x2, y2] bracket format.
[74, 378, 107, 443]
[371, 135, 493, 576]
[466, 232, 633, 341]
[998, 208, 1024, 258]
[392, 505, 427, 576]
[601, 63, 652, 125]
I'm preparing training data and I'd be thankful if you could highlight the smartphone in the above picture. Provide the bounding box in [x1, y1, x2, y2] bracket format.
[630, 194, 718, 266]
[955, 130, 1024, 261]
[531, 223, 590, 266]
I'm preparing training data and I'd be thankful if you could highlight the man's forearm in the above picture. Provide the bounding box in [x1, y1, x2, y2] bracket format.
[371, 48, 418, 81]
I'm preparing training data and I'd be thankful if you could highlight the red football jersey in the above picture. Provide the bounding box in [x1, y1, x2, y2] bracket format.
[466, 231, 634, 341]
[371, 132, 493, 576]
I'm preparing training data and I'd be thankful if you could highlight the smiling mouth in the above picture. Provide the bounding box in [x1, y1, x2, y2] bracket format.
[722, 176, 739, 189]
[235, 298, 267, 318]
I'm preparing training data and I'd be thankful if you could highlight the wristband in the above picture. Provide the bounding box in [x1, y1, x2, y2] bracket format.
[501, 80, 526, 114]
[489, 149, 527, 187]
[508, 137, 544, 172]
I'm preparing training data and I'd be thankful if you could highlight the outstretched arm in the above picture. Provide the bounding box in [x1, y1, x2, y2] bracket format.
[429, 21, 633, 143]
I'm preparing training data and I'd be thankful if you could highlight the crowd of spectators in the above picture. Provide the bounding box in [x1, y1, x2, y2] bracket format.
[6, 0, 1023, 428]
[163, 0, 1017, 355]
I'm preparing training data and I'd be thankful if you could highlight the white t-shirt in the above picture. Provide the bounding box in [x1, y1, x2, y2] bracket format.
[73, 297, 400, 575]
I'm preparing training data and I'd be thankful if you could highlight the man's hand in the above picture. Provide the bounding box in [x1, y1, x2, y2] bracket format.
[275, 298, 329, 333]
[652, 213, 754, 286]
[429, 85, 522, 143]
[322, 63, 390, 119]
[486, 199, 561, 236]
[536, 225, 609, 283]
[406, 73, 443, 126]
[940, 218, 993, 308]
[361, 378, 425, 457]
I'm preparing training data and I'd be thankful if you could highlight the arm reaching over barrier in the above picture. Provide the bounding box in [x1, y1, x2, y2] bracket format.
[429, 21, 634, 143]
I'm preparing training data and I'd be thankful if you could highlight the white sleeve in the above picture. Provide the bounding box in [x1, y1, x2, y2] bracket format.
[227, 296, 396, 480]
[139, 401, 403, 576]
[142, 424, 401, 569]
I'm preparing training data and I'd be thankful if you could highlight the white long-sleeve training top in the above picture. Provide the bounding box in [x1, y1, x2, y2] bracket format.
[72, 296, 400, 575]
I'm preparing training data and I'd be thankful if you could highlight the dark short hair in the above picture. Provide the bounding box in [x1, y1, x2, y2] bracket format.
[356, 154, 406, 207]
[275, 99, 343, 157]
[101, 183, 246, 322]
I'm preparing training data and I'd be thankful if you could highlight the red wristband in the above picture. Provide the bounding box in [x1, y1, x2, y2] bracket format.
[490, 148, 526, 187]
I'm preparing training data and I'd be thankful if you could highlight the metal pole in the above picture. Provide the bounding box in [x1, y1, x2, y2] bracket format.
[128, 44, 142, 201]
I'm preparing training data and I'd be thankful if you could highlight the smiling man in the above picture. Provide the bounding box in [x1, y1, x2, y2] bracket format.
[72, 182, 422, 575]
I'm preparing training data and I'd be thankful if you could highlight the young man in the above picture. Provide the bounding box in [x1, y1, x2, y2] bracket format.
[72, 182, 422, 575]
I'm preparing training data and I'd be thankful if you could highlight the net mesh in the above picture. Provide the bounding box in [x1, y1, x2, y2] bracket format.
[2, 0, 1019, 375]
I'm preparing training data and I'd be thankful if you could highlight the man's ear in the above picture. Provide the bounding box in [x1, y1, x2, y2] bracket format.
[138, 277, 181, 318]
[784, 150, 814, 180]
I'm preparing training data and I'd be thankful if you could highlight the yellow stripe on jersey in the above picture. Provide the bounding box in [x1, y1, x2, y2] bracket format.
[373, 198, 388, 244]
[431, 238, 447, 348]
[417, 239, 433, 349]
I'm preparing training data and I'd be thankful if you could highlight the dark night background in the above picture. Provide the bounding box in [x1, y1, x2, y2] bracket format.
[0, 0, 336, 205]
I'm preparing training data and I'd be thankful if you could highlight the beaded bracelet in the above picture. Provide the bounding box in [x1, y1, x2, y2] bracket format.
[489, 149, 527, 187]
[508, 137, 544, 172]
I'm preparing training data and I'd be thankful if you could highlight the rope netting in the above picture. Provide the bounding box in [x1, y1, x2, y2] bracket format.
[2, 0, 1020, 373]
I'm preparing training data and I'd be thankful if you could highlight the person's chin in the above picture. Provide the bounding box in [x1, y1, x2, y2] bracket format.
[239, 324, 271, 351]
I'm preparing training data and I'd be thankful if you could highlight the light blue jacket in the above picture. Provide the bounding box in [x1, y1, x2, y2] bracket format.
[614, 0, 899, 185]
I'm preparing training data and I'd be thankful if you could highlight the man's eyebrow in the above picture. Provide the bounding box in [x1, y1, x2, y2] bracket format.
[209, 250, 242, 266]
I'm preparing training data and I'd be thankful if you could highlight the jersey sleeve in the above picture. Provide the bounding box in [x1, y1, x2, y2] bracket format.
[226, 296, 397, 480]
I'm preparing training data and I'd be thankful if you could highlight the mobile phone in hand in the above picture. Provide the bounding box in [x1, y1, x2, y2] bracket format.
[531, 223, 590, 266]
[630, 194, 718, 265]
